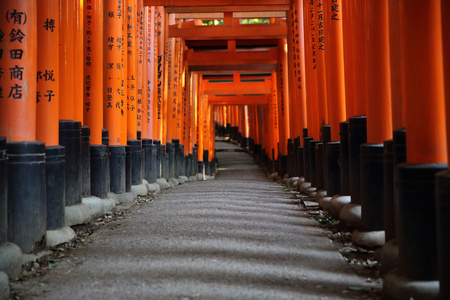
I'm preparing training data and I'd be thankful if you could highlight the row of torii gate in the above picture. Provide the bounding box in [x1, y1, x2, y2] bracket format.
[1, 0, 450, 299]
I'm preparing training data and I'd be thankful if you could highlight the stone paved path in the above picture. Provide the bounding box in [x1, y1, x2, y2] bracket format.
[11, 141, 378, 299]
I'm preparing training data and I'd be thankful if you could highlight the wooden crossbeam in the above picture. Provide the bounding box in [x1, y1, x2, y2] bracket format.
[186, 49, 277, 66]
[208, 94, 270, 106]
[203, 80, 271, 95]
[189, 64, 278, 72]
[169, 20, 287, 40]
[143, 1, 290, 8]
[174, 11, 286, 19]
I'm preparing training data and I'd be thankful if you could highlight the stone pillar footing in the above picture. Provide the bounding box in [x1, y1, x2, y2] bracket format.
[340, 203, 361, 228]
[383, 271, 438, 300]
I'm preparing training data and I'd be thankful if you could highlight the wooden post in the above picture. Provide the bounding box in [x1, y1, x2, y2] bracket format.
[270, 72, 280, 158]
[146, 6, 156, 139]
[36, 0, 59, 145]
[104, 0, 124, 145]
[153, 6, 164, 141]
[315, 0, 328, 129]
[342, 0, 355, 119]
[59, 0, 75, 120]
[126, 0, 137, 141]
[277, 38, 290, 155]
[352, 0, 367, 117]
[120, 1, 128, 145]
[0, 0, 37, 141]
[137, 0, 146, 138]
[83, 0, 103, 145]
[73, 0, 83, 122]
[324, 0, 346, 141]
[303, 0, 320, 141]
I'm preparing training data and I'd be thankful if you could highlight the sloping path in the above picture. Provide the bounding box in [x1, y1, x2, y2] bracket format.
[12, 141, 378, 299]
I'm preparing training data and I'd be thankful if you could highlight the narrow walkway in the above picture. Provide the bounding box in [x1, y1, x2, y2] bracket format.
[13, 141, 377, 299]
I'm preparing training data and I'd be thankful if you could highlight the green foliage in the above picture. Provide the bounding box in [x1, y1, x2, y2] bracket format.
[240, 18, 270, 24]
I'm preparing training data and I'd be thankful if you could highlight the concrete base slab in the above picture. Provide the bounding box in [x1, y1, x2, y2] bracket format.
[269, 172, 278, 180]
[107, 192, 120, 205]
[352, 229, 385, 248]
[176, 177, 186, 184]
[82, 196, 104, 217]
[179, 176, 189, 182]
[0, 271, 8, 300]
[0, 243, 22, 279]
[282, 178, 289, 185]
[205, 175, 215, 181]
[380, 239, 399, 275]
[306, 187, 317, 196]
[318, 196, 332, 212]
[131, 183, 148, 196]
[340, 203, 361, 228]
[383, 271, 439, 300]
[65, 204, 93, 226]
[290, 181, 298, 190]
[188, 176, 197, 182]
[288, 177, 300, 186]
[156, 178, 171, 190]
[102, 198, 116, 213]
[329, 195, 351, 219]
[196, 173, 204, 181]
[46, 226, 76, 247]
[314, 190, 327, 200]
[169, 177, 179, 186]
[300, 182, 311, 193]
[114, 192, 137, 203]
[145, 183, 158, 193]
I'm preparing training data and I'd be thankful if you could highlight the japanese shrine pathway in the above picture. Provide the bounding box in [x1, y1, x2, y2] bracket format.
[12, 141, 380, 299]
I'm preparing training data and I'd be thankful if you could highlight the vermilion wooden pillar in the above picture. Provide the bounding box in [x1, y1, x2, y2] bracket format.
[73, 0, 83, 122]
[126, 0, 137, 141]
[153, 6, 164, 142]
[277, 38, 290, 155]
[352, 0, 367, 117]
[120, 1, 128, 145]
[342, 0, 355, 119]
[59, 0, 75, 120]
[388, 0, 404, 130]
[83, 0, 103, 145]
[36, 0, 60, 145]
[357, 0, 392, 243]
[303, 0, 320, 141]
[137, 0, 146, 138]
[323, 0, 346, 142]
[270, 72, 280, 159]
[145, 6, 155, 139]
[315, 0, 328, 129]
[0, 1, 37, 141]
[384, 1, 447, 298]
[104, 0, 123, 145]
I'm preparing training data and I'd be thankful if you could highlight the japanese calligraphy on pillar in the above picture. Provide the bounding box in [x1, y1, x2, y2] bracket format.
[126, 0, 137, 139]
[310, 0, 317, 69]
[104, 0, 123, 145]
[156, 8, 164, 121]
[291, 5, 303, 90]
[317, 0, 325, 51]
[146, 6, 155, 131]
[136, 1, 143, 130]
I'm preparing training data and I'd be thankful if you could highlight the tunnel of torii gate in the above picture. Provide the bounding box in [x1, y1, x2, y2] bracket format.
[1, 0, 450, 299]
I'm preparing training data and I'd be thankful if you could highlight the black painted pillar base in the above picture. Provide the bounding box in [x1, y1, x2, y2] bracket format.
[203, 150, 211, 176]
[297, 146, 304, 178]
[59, 120, 82, 206]
[153, 140, 161, 178]
[303, 137, 313, 182]
[179, 145, 185, 177]
[321, 125, 331, 190]
[172, 139, 180, 178]
[166, 143, 175, 179]
[348, 116, 367, 205]
[326, 142, 341, 197]
[309, 140, 320, 187]
[125, 145, 132, 192]
[436, 170, 450, 299]
[45, 146, 66, 231]
[198, 161, 205, 177]
[110, 146, 126, 194]
[293, 137, 301, 177]
[142, 139, 153, 183]
[90, 145, 108, 199]
[187, 154, 193, 177]
[7, 142, 46, 253]
[360, 143, 385, 231]
[127, 140, 142, 186]
[315, 143, 324, 190]
[383, 139, 395, 241]
[397, 164, 445, 280]
[102, 129, 111, 193]
[81, 126, 91, 197]
[193, 145, 198, 175]
[339, 121, 350, 195]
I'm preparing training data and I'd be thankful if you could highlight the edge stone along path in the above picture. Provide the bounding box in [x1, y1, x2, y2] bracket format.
[11, 141, 379, 299]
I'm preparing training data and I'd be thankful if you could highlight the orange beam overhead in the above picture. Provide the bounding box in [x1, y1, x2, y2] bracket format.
[164, 6, 289, 14]
[144, 0, 290, 7]
[169, 21, 287, 40]
[208, 95, 270, 106]
[189, 64, 277, 72]
[202, 81, 271, 95]
[186, 49, 278, 66]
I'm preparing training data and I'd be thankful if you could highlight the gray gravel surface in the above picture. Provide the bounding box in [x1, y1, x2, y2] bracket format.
[11, 141, 379, 299]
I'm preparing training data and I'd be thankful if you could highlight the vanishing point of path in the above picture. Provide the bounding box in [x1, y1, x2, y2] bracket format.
[11, 141, 380, 299]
